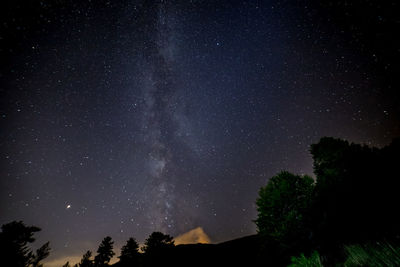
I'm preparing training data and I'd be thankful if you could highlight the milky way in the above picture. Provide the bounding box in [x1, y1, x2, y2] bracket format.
[138, 1, 182, 232]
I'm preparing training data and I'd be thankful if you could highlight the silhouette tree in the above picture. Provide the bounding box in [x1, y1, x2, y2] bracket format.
[62, 262, 71, 267]
[380, 137, 400, 236]
[254, 137, 400, 265]
[31, 241, 50, 267]
[310, 137, 400, 250]
[142, 232, 175, 256]
[78, 250, 93, 267]
[119, 237, 140, 265]
[94, 236, 115, 267]
[0, 221, 50, 267]
[255, 171, 314, 253]
[142, 232, 174, 266]
[310, 137, 363, 246]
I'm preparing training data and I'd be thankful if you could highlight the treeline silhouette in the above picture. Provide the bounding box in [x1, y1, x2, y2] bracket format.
[255, 137, 400, 266]
[1, 137, 400, 266]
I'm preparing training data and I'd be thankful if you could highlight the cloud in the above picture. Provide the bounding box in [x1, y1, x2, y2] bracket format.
[174, 227, 211, 245]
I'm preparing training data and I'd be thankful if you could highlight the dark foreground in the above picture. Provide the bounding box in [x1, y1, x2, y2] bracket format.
[113, 235, 268, 267]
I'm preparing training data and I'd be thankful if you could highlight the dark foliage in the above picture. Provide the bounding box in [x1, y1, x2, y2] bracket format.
[118, 237, 141, 266]
[253, 137, 400, 265]
[94, 236, 115, 267]
[256, 171, 314, 253]
[113, 235, 268, 267]
[31, 241, 50, 267]
[78, 250, 93, 267]
[142, 232, 174, 255]
[310, 137, 400, 255]
[0, 221, 50, 267]
[141, 232, 174, 266]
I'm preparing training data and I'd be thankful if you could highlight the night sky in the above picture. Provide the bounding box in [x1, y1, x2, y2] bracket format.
[1, 0, 399, 265]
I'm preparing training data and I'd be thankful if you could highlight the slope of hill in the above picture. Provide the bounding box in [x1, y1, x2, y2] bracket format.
[113, 234, 271, 267]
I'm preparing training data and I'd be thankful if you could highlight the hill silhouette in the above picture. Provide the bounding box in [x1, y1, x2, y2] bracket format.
[113, 234, 267, 267]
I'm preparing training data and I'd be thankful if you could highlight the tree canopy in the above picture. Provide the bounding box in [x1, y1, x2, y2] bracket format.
[142, 232, 174, 255]
[0, 221, 50, 267]
[256, 171, 314, 252]
[94, 236, 115, 267]
[78, 250, 93, 267]
[310, 137, 400, 245]
[255, 137, 400, 265]
[119, 237, 140, 265]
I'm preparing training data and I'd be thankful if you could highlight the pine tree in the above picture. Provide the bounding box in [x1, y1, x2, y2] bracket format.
[78, 250, 93, 267]
[119, 237, 140, 264]
[31, 242, 50, 267]
[94, 236, 115, 267]
[0, 221, 50, 267]
[142, 232, 174, 255]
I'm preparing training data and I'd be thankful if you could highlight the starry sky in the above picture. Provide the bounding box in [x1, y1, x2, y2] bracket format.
[1, 0, 399, 265]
